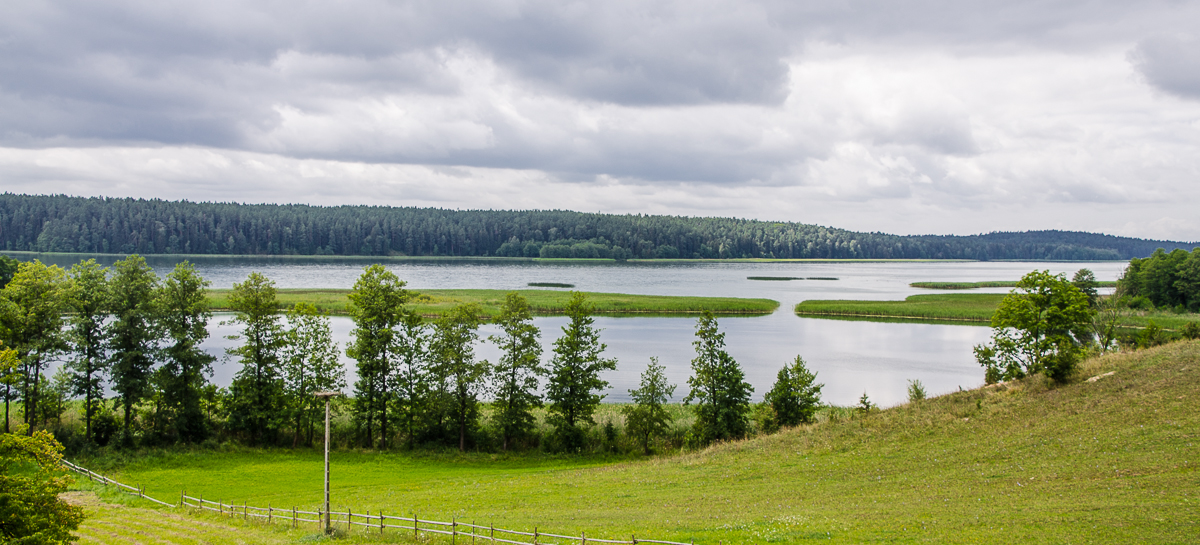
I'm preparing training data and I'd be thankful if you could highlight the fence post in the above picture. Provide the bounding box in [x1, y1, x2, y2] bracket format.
[472, 520, 475, 544]
[347, 508, 351, 532]
[180, 490, 185, 508]
[632, 535, 637, 544]
[293, 507, 297, 529]
[380, 510, 384, 534]
[491, 523, 494, 543]
[453, 516, 457, 544]
[581, 530, 586, 544]
[244, 502, 248, 521]
[414, 514, 418, 540]
[534, 526, 539, 545]
[268, 503, 272, 524]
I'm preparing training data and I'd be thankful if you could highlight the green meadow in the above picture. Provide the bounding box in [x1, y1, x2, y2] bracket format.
[206, 288, 779, 317]
[70, 341, 1200, 544]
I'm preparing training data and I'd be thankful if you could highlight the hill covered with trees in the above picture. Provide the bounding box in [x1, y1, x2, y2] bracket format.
[0, 193, 1193, 260]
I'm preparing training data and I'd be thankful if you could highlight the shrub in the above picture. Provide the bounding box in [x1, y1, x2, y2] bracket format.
[906, 380, 927, 402]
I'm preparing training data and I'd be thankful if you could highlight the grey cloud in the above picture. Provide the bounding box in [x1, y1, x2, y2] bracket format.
[1130, 34, 1200, 99]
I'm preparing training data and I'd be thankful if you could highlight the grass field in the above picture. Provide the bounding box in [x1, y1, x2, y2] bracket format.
[911, 280, 1118, 289]
[69, 340, 1200, 544]
[795, 293, 1200, 330]
[206, 289, 779, 318]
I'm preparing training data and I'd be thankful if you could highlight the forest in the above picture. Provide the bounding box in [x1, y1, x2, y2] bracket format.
[1, 193, 1194, 260]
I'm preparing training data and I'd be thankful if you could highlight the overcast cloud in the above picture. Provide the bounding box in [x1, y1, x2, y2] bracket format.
[1, 0, 1199, 240]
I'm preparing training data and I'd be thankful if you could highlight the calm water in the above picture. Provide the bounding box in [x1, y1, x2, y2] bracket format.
[24, 255, 1127, 406]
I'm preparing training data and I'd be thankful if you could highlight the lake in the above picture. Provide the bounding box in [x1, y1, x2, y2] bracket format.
[23, 255, 1128, 407]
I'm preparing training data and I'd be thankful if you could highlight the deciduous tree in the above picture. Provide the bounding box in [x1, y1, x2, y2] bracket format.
[225, 272, 286, 444]
[431, 303, 487, 452]
[107, 255, 160, 446]
[975, 270, 1094, 383]
[1, 260, 71, 435]
[546, 292, 617, 450]
[346, 264, 410, 448]
[488, 292, 543, 451]
[282, 302, 344, 447]
[65, 259, 109, 444]
[154, 261, 214, 444]
[0, 429, 85, 544]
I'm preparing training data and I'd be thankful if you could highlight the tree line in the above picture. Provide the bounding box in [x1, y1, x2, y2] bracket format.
[0, 256, 824, 454]
[1115, 247, 1200, 312]
[2, 193, 1193, 261]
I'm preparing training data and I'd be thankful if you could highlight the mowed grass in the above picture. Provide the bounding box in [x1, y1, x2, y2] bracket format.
[207, 289, 779, 318]
[74, 341, 1200, 544]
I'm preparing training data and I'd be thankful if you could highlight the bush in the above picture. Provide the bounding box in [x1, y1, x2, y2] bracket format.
[0, 429, 86, 544]
[1182, 322, 1200, 340]
[906, 380, 927, 402]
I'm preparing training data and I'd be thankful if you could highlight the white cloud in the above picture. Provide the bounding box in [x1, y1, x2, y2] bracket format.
[1, 0, 1199, 240]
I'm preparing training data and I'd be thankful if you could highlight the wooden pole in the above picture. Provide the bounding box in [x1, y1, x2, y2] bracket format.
[324, 397, 331, 534]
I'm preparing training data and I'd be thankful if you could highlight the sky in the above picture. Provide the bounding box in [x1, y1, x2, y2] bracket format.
[2, 0, 1199, 241]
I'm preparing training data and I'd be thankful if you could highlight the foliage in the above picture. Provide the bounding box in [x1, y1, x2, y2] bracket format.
[622, 358, 676, 454]
[224, 272, 286, 444]
[430, 303, 487, 451]
[684, 311, 753, 444]
[906, 379, 927, 402]
[857, 392, 875, 416]
[282, 303, 345, 447]
[390, 312, 429, 450]
[64, 260, 108, 444]
[1135, 320, 1169, 349]
[489, 292, 544, 451]
[546, 292, 617, 450]
[4, 194, 1191, 260]
[0, 254, 19, 288]
[0, 260, 71, 433]
[975, 270, 1095, 383]
[763, 356, 823, 427]
[106, 255, 160, 446]
[795, 293, 1004, 323]
[346, 264, 410, 448]
[1071, 268, 1099, 307]
[153, 261, 215, 444]
[0, 428, 85, 544]
[1183, 321, 1200, 340]
[1117, 247, 1200, 311]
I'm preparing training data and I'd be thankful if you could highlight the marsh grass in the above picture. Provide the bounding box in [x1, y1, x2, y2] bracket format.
[206, 289, 779, 317]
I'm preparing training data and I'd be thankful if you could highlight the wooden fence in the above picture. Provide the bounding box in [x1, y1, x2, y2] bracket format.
[62, 459, 696, 545]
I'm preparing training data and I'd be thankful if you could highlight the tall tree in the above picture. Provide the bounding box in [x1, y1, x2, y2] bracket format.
[346, 264, 410, 448]
[154, 261, 214, 443]
[391, 311, 429, 450]
[430, 303, 487, 452]
[763, 356, 823, 427]
[488, 292, 543, 451]
[282, 302, 345, 447]
[975, 270, 1095, 383]
[622, 357, 676, 455]
[0, 260, 71, 434]
[225, 272, 286, 444]
[107, 255, 160, 446]
[0, 429, 86, 543]
[66, 259, 109, 443]
[684, 311, 753, 444]
[546, 292, 617, 450]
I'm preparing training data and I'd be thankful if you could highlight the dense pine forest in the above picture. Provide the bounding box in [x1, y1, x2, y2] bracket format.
[1, 193, 1193, 260]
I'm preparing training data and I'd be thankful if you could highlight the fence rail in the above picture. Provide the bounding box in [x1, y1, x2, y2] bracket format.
[62, 459, 696, 545]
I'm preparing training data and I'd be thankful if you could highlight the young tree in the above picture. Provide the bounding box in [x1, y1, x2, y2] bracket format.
[66, 259, 109, 444]
[154, 261, 215, 444]
[391, 311, 429, 450]
[430, 303, 487, 452]
[0, 260, 71, 434]
[1071, 268, 1099, 308]
[225, 272, 286, 444]
[906, 379, 927, 403]
[684, 311, 752, 444]
[975, 270, 1094, 383]
[0, 254, 19, 288]
[488, 292, 543, 451]
[546, 292, 617, 450]
[107, 255, 160, 446]
[622, 357, 676, 455]
[346, 264, 410, 449]
[0, 429, 85, 543]
[763, 356, 823, 427]
[282, 302, 345, 447]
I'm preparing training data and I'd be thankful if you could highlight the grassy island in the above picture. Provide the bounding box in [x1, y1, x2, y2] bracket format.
[206, 288, 779, 317]
[911, 280, 1118, 290]
[69, 340, 1200, 544]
